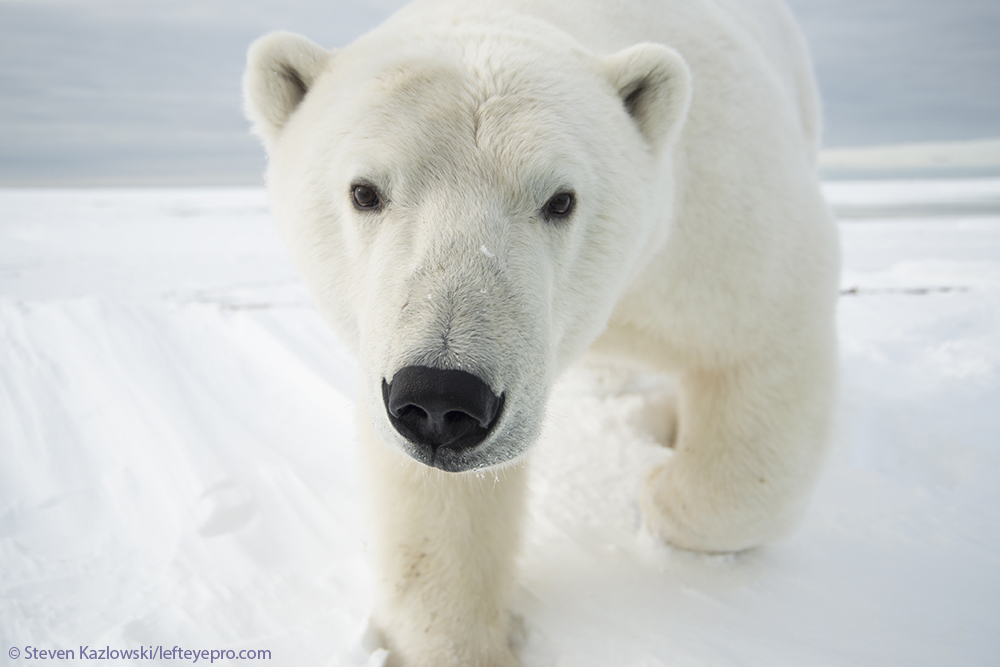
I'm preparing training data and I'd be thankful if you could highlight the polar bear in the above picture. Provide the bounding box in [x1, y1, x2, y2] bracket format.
[244, 0, 839, 664]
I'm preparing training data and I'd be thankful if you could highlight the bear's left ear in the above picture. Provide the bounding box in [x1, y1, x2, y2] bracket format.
[244, 31, 332, 151]
[601, 43, 692, 153]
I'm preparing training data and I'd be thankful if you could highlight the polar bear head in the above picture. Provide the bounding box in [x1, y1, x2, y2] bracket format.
[244, 18, 690, 472]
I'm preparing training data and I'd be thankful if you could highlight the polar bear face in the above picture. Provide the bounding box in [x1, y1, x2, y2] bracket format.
[245, 25, 690, 472]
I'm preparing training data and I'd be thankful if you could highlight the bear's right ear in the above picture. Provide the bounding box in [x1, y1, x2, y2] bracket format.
[243, 31, 332, 150]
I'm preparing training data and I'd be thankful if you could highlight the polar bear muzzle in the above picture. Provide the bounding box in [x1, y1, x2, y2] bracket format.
[382, 366, 505, 470]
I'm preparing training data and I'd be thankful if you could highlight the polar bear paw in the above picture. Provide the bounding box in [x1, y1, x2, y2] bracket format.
[639, 459, 781, 554]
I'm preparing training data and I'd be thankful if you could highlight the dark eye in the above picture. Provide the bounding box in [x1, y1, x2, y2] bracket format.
[544, 192, 575, 220]
[351, 184, 381, 210]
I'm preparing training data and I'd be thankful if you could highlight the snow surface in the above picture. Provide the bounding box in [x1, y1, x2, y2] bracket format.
[2, 181, 999, 666]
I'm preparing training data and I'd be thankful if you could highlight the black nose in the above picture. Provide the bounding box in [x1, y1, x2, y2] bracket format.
[382, 366, 504, 455]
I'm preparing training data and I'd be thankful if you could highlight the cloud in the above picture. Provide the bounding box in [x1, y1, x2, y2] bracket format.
[820, 138, 1000, 178]
[0, 0, 405, 185]
[786, 0, 1000, 146]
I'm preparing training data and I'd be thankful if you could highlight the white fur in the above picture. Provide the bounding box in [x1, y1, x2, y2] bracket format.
[244, 0, 839, 664]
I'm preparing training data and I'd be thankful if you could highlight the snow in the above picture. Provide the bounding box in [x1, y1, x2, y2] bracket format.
[2, 181, 999, 665]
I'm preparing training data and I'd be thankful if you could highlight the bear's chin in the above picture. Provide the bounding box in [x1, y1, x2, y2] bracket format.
[397, 437, 525, 473]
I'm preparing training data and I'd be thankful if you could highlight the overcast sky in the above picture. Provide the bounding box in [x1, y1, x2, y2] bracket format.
[0, 0, 998, 185]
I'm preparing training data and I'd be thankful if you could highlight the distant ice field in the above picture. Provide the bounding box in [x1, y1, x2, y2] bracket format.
[2, 180, 998, 666]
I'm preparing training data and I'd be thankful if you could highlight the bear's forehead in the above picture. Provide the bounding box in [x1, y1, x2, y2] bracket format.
[329, 51, 595, 182]
[363, 55, 567, 130]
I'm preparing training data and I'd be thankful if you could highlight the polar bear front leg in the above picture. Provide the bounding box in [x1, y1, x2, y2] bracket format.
[358, 403, 526, 667]
[641, 351, 835, 553]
